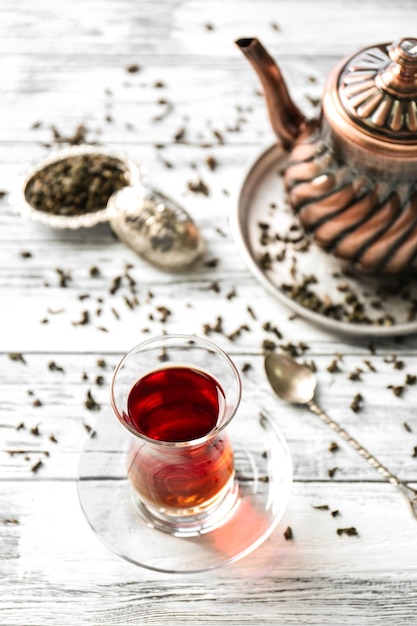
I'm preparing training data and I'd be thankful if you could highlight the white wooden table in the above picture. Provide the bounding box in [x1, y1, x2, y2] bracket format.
[2, 1, 417, 624]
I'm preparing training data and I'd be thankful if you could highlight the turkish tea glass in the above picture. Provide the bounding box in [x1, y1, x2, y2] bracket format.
[110, 334, 242, 536]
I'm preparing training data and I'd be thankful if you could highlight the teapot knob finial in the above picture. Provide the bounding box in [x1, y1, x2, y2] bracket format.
[381, 38, 417, 96]
[390, 38, 417, 66]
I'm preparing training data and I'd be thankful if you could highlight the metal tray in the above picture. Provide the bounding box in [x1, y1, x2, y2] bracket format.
[232, 143, 417, 337]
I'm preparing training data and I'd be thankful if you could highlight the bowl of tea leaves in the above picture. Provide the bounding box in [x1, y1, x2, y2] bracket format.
[15, 145, 140, 229]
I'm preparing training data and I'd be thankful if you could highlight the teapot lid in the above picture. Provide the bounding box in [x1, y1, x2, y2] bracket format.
[323, 38, 417, 177]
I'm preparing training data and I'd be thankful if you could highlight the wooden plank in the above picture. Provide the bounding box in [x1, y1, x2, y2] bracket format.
[2, 353, 417, 483]
[1, 480, 416, 626]
[1, 1, 417, 144]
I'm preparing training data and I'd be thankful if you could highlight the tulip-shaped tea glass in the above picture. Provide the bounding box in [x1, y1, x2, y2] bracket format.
[110, 334, 242, 536]
[77, 334, 292, 573]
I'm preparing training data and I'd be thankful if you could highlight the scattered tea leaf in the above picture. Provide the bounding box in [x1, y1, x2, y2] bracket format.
[85, 389, 101, 411]
[350, 393, 363, 412]
[48, 361, 65, 373]
[126, 63, 140, 73]
[31, 460, 43, 474]
[387, 384, 405, 397]
[8, 352, 26, 364]
[337, 527, 358, 537]
[283, 526, 293, 540]
[187, 177, 210, 196]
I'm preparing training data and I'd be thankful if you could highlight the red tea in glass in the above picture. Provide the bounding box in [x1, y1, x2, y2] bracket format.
[125, 366, 225, 442]
[110, 335, 242, 534]
[125, 366, 235, 512]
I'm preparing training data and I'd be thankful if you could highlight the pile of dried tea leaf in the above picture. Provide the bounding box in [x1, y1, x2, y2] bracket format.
[25, 153, 128, 216]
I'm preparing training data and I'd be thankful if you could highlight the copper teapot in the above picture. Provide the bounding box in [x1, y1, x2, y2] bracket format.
[236, 37, 417, 274]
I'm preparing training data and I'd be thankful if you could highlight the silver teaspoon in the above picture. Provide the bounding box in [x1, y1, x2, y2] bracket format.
[264, 352, 417, 520]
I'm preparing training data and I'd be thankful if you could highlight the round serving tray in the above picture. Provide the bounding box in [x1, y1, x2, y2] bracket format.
[232, 143, 417, 337]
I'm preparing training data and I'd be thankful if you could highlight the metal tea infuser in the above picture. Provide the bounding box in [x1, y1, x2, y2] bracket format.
[12, 144, 205, 271]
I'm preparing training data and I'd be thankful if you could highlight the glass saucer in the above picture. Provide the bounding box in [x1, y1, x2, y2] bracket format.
[77, 405, 293, 574]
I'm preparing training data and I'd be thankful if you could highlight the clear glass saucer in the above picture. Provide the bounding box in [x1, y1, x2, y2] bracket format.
[77, 405, 293, 574]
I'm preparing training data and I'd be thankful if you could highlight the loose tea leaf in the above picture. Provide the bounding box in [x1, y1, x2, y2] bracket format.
[56, 268, 72, 288]
[327, 359, 341, 373]
[337, 527, 358, 536]
[48, 361, 64, 373]
[206, 155, 217, 170]
[363, 359, 376, 372]
[31, 460, 43, 474]
[387, 384, 405, 397]
[50, 124, 90, 146]
[350, 393, 363, 412]
[186, 177, 210, 196]
[348, 367, 363, 381]
[72, 310, 90, 326]
[8, 352, 26, 364]
[126, 63, 140, 73]
[283, 526, 293, 540]
[85, 389, 101, 411]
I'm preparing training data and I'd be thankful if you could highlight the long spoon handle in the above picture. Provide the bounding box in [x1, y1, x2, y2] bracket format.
[307, 399, 417, 520]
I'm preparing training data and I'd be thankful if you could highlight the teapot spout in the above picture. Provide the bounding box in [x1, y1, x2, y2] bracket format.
[235, 38, 305, 148]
